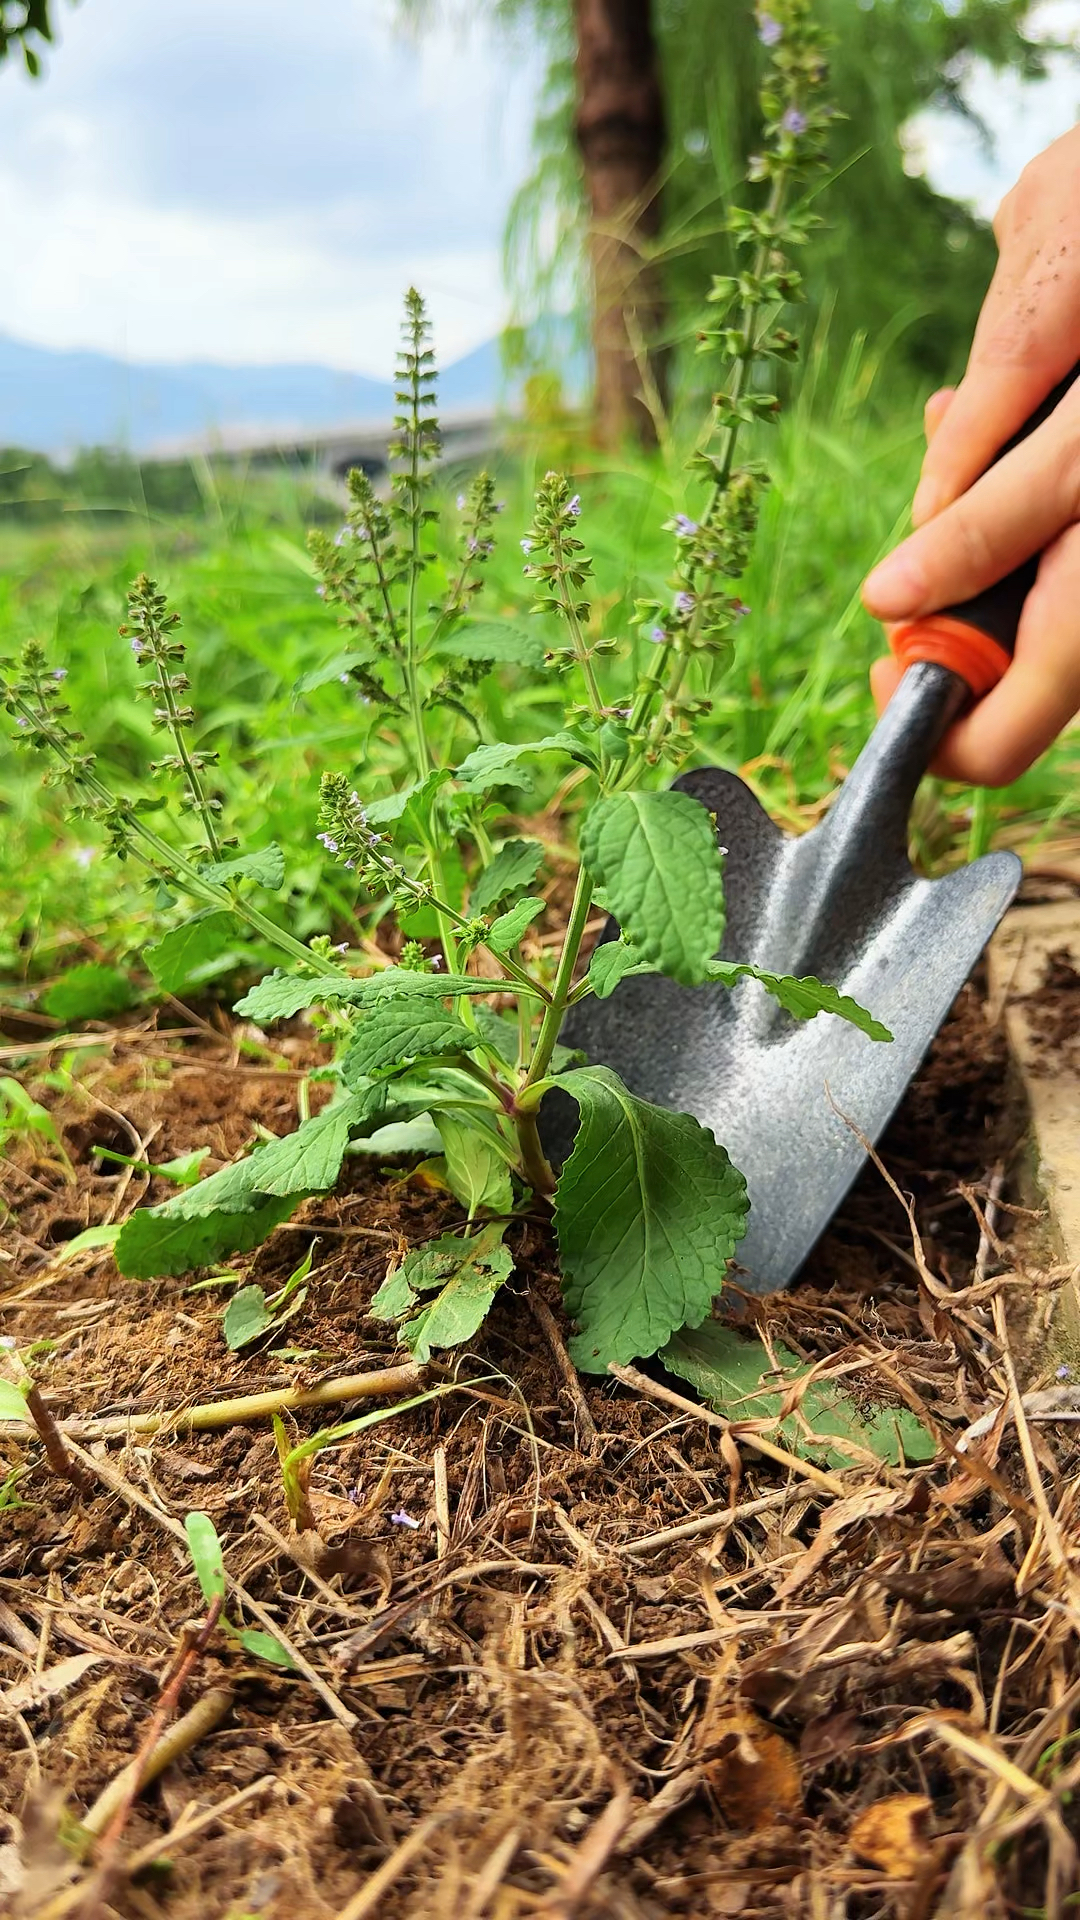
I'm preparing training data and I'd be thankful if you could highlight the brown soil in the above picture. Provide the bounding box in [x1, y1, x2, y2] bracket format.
[1018, 942, 1080, 1067]
[1, 982, 1077, 1920]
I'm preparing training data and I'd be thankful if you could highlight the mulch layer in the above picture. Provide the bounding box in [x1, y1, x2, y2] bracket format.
[2, 979, 1080, 1920]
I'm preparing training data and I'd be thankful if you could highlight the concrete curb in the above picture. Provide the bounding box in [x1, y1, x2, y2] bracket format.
[988, 900, 1080, 1365]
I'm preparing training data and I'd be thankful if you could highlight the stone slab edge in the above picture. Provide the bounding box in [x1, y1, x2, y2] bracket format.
[988, 899, 1080, 1368]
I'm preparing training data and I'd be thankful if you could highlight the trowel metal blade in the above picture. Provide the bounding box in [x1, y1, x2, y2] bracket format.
[547, 747, 1021, 1297]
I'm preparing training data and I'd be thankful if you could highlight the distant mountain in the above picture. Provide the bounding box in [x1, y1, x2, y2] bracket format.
[0, 331, 507, 458]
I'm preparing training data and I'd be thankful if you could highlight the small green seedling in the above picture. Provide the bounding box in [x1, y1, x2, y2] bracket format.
[183, 1511, 294, 1668]
[92, 1144, 210, 1187]
[222, 1241, 317, 1351]
[0, 1077, 75, 1182]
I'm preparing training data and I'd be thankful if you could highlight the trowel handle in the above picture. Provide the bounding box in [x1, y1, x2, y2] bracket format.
[889, 361, 1080, 695]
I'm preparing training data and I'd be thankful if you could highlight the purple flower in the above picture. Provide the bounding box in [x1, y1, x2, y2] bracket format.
[339, 673, 351, 684]
[317, 832, 339, 853]
[130, 637, 145, 656]
[567, 494, 581, 518]
[456, 493, 467, 510]
[611, 705, 632, 720]
[73, 846, 95, 869]
[1057, 1364, 1073, 1380]
[758, 11, 781, 45]
[16, 716, 29, 728]
[51, 668, 68, 682]
[315, 585, 327, 599]
[649, 625, 667, 645]
[520, 538, 532, 555]
[674, 591, 695, 616]
[344, 859, 356, 870]
[731, 599, 751, 621]
[782, 107, 807, 135]
[674, 514, 699, 537]
[333, 941, 349, 953]
[468, 537, 479, 555]
[333, 526, 351, 547]
[431, 955, 443, 971]
[390, 1508, 420, 1529]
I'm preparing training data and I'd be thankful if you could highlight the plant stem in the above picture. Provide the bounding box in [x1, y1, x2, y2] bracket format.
[152, 660, 224, 863]
[551, 525, 606, 723]
[521, 864, 595, 1097]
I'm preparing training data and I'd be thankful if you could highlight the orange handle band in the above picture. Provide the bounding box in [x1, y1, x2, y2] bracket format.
[888, 616, 1012, 699]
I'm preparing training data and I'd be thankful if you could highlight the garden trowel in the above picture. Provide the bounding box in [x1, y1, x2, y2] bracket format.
[547, 370, 1078, 1295]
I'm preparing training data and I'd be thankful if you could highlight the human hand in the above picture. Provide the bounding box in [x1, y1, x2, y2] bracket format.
[863, 124, 1080, 786]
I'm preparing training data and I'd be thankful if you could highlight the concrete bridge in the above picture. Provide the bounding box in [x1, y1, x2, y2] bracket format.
[145, 408, 504, 486]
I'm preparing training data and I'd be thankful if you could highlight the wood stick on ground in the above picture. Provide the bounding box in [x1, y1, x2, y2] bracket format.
[75, 1599, 226, 1920]
[432, 1444, 451, 1559]
[528, 1288, 600, 1454]
[122, 1774, 277, 1877]
[536, 1779, 633, 1917]
[619, 1486, 812, 1556]
[608, 1363, 847, 1497]
[331, 1813, 448, 1920]
[62, 1436, 359, 1731]
[54, 1361, 425, 1441]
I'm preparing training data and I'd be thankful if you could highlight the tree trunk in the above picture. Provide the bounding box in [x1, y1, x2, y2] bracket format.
[572, 0, 667, 448]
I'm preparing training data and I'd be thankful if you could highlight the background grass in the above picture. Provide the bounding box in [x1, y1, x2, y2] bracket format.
[3, 330, 1078, 999]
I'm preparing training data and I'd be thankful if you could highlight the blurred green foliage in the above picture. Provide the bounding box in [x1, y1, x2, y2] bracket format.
[502, 0, 1060, 387]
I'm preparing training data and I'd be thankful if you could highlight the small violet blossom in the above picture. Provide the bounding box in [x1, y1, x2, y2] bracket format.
[315, 585, 327, 599]
[456, 492, 467, 510]
[333, 526, 351, 547]
[131, 637, 145, 656]
[520, 538, 532, 555]
[782, 107, 807, 135]
[649, 625, 667, 645]
[1057, 1364, 1073, 1380]
[317, 832, 339, 854]
[52, 668, 68, 682]
[333, 941, 349, 954]
[758, 12, 782, 45]
[73, 847, 95, 869]
[16, 716, 29, 728]
[673, 514, 699, 537]
[390, 1508, 421, 1529]
[731, 599, 751, 621]
[566, 494, 581, 518]
[674, 591, 696, 617]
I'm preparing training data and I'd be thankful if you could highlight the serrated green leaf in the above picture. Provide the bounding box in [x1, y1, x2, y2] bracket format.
[234, 967, 525, 1027]
[365, 767, 450, 838]
[185, 1511, 226, 1603]
[223, 1284, 274, 1351]
[660, 1322, 935, 1467]
[435, 1114, 513, 1216]
[293, 651, 369, 696]
[579, 791, 724, 988]
[115, 1195, 299, 1279]
[706, 962, 892, 1041]
[200, 845, 285, 890]
[371, 1222, 513, 1364]
[453, 732, 597, 795]
[0, 1381, 31, 1424]
[470, 839, 545, 915]
[147, 911, 236, 993]
[586, 941, 656, 999]
[487, 895, 543, 954]
[554, 1066, 748, 1372]
[342, 1004, 479, 1084]
[41, 963, 134, 1023]
[433, 620, 547, 668]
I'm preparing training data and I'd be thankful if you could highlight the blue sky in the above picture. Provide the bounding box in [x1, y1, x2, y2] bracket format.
[1, 0, 1078, 378]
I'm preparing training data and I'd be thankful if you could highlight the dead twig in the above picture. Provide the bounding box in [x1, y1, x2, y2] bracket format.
[528, 1287, 600, 1454]
[608, 1362, 847, 1496]
[331, 1812, 448, 1920]
[535, 1778, 633, 1916]
[50, 1360, 425, 1440]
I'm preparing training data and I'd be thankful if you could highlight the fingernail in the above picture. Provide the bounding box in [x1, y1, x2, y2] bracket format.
[863, 549, 926, 620]
[912, 477, 945, 524]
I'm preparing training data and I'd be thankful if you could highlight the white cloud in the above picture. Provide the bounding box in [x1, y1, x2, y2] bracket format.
[0, 0, 543, 373]
[910, 0, 1080, 217]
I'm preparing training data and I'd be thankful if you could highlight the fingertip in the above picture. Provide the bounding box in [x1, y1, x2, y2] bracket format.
[923, 387, 955, 445]
[869, 653, 903, 714]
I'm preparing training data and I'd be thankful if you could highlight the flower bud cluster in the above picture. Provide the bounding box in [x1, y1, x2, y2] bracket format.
[1, 641, 96, 789]
[520, 471, 590, 616]
[120, 575, 225, 840]
[442, 472, 502, 623]
[389, 288, 441, 555]
[317, 771, 437, 916]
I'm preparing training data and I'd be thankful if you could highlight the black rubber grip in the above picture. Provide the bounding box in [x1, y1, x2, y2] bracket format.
[936, 361, 1080, 653]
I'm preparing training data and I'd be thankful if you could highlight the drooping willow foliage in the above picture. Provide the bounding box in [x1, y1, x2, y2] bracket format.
[478, 0, 1063, 396]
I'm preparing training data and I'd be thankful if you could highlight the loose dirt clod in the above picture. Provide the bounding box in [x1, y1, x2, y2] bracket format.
[2, 982, 1079, 1919]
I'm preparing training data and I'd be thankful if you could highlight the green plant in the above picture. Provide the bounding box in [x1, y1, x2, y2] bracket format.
[1, 4, 887, 1374]
[0, 1074, 75, 1180]
[182, 1511, 293, 1667]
